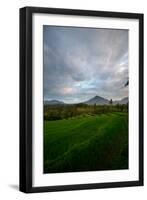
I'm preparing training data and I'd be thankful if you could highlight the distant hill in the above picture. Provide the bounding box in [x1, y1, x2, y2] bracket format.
[84, 95, 109, 105]
[44, 96, 128, 106]
[114, 97, 128, 105]
[84, 96, 128, 105]
[44, 100, 65, 105]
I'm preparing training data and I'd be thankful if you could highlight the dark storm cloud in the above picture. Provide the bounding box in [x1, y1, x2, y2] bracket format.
[43, 26, 128, 103]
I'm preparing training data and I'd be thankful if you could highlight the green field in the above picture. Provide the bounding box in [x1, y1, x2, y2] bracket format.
[44, 112, 128, 173]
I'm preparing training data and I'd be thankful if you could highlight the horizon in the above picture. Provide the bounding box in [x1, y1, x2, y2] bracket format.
[44, 95, 128, 104]
[44, 26, 128, 104]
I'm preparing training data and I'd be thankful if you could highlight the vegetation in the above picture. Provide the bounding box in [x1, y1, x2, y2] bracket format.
[44, 103, 128, 121]
[44, 105, 128, 173]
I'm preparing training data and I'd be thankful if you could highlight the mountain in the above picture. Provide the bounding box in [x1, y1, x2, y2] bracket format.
[114, 97, 128, 105]
[44, 96, 128, 106]
[44, 100, 65, 105]
[84, 96, 128, 105]
[84, 95, 109, 105]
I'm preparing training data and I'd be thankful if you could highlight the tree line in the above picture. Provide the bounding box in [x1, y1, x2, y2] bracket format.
[44, 103, 128, 121]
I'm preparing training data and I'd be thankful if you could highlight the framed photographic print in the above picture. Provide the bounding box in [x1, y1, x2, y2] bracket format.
[19, 7, 144, 193]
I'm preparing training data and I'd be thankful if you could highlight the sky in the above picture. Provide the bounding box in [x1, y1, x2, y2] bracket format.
[43, 25, 128, 103]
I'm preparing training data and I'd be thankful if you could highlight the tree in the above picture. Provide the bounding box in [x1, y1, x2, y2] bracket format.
[109, 99, 113, 105]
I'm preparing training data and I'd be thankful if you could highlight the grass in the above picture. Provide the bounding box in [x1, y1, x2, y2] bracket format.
[44, 112, 128, 173]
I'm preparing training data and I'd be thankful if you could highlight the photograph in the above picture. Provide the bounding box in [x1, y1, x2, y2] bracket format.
[20, 7, 143, 193]
[43, 25, 129, 174]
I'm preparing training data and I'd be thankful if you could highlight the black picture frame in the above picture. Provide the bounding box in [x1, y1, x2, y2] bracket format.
[19, 6, 144, 193]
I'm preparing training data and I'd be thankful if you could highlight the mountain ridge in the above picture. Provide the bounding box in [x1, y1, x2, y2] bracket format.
[44, 100, 65, 105]
[44, 96, 128, 105]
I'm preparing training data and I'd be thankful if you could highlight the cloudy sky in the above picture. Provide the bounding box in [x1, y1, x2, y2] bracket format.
[43, 25, 128, 103]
